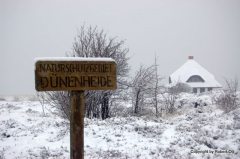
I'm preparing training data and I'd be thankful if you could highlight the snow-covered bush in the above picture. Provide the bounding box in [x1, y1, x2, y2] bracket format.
[39, 147, 51, 158]
[216, 77, 239, 113]
[216, 92, 239, 113]
[42, 25, 130, 120]
[0, 147, 6, 159]
[131, 64, 156, 114]
[160, 85, 181, 114]
[110, 105, 132, 117]
[175, 83, 192, 93]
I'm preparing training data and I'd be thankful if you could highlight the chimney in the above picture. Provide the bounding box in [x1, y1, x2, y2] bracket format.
[189, 56, 193, 59]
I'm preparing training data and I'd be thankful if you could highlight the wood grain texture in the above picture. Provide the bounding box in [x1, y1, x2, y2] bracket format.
[70, 91, 84, 159]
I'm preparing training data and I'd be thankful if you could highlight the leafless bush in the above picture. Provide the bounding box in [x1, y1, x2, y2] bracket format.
[44, 91, 71, 120]
[160, 81, 183, 114]
[37, 92, 47, 116]
[110, 104, 132, 117]
[130, 55, 164, 117]
[209, 89, 218, 104]
[131, 64, 156, 114]
[216, 77, 239, 113]
[158, 82, 190, 115]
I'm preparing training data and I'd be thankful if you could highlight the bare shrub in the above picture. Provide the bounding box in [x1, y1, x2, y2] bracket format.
[160, 81, 183, 114]
[0, 147, 6, 159]
[216, 77, 239, 113]
[45, 91, 71, 120]
[209, 89, 218, 104]
[130, 55, 164, 117]
[109, 98, 133, 117]
[37, 92, 48, 116]
[39, 147, 51, 158]
[131, 64, 156, 114]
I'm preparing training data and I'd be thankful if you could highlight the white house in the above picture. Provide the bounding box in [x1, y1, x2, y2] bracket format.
[169, 56, 222, 94]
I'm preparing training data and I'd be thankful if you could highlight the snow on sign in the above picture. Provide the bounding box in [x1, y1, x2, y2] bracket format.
[35, 57, 117, 91]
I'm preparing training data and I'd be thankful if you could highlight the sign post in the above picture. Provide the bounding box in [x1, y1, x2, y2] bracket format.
[70, 90, 84, 158]
[35, 57, 117, 159]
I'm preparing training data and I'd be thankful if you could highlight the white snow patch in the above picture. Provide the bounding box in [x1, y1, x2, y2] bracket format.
[1, 94, 240, 158]
[34, 57, 115, 65]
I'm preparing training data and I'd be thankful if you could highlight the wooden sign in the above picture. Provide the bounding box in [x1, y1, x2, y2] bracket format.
[35, 57, 117, 91]
[35, 57, 117, 159]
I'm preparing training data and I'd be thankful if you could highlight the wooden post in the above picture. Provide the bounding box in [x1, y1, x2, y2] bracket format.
[70, 91, 84, 159]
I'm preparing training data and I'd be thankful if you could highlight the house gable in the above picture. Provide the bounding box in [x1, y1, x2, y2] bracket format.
[169, 56, 222, 89]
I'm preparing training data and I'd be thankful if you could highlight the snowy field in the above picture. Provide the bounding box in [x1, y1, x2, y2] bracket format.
[0, 94, 240, 159]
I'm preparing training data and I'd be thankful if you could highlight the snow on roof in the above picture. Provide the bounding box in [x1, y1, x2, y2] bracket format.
[170, 59, 222, 88]
[34, 57, 115, 65]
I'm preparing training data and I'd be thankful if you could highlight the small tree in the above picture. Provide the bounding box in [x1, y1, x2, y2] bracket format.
[216, 77, 239, 113]
[43, 25, 130, 120]
[151, 54, 164, 117]
[131, 64, 157, 114]
[130, 55, 164, 117]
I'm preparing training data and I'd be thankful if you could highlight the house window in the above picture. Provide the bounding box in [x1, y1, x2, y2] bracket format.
[208, 88, 212, 91]
[186, 75, 205, 82]
[200, 88, 205, 93]
[193, 88, 197, 93]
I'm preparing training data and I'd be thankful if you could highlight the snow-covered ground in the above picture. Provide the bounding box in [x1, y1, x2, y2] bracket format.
[0, 94, 240, 158]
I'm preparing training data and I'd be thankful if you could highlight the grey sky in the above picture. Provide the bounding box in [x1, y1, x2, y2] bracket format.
[1, 0, 240, 95]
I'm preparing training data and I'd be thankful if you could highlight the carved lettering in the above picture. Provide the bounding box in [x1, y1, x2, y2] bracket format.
[40, 64, 45, 72]
[91, 76, 97, 87]
[68, 77, 74, 87]
[59, 77, 67, 87]
[100, 76, 106, 87]
[40, 77, 48, 88]
[46, 64, 52, 72]
[75, 76, 82, 87]
[107, 76, 113, 87]
[50, 77, 58, 88]
[36, 61, 116, 91]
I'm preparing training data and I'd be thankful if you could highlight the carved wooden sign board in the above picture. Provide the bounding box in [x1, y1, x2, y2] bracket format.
[35, 57, 117, 91]
[35, 57, 116, 159]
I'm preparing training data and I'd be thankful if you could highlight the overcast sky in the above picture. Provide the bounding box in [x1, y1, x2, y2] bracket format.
[1, 0, 240, 95]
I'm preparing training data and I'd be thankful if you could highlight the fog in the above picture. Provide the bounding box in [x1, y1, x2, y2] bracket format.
[1, 0, 240, 95]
